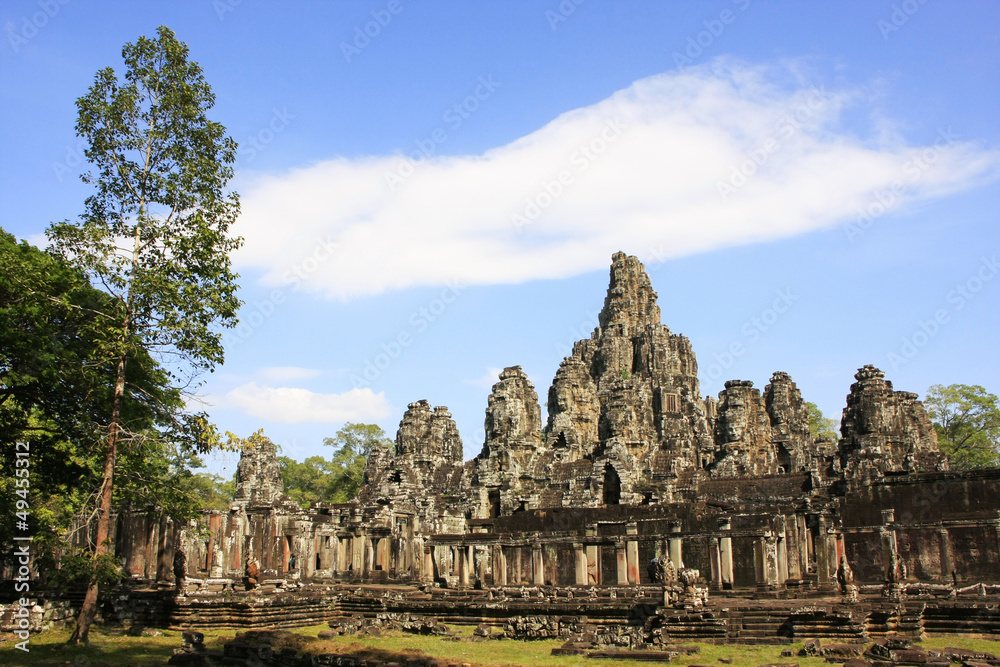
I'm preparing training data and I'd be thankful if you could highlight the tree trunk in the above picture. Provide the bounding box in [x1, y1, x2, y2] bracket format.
[68, 354, 126, 644]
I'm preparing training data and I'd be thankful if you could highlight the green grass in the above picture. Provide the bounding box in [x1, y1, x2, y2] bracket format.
[0, 625, 998, 667]
[0, 625, 232, 666]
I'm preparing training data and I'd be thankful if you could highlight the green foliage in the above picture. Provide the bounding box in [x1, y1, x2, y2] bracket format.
[806, 401, 839, 442]
[323, 423, 392, 503]
[184, 471, 236, 511]
[47, 23, 242, 414]
[276, 424, 392, 507]
[279, 456, 340, 507]
[0, 230, 195, 568]
[45, 550, 124, 593]
[925, 384, 1000, 470]
[113, 435, 237, 518]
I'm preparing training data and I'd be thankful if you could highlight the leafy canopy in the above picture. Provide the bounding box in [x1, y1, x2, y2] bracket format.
[47, 24, 242, 390]
[806, 401, 839, 443]
[278, 423, 392, 506]
[925, 384, 1000, 470]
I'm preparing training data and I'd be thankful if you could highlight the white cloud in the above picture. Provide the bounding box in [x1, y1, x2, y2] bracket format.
[258, 366, 323, 383]
[467, 366, 505, 390]
[233, 59, 1000, 300]
[213, 382, 391, 424]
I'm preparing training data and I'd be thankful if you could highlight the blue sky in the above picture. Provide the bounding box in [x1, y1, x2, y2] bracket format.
[2, 1, 999, 477]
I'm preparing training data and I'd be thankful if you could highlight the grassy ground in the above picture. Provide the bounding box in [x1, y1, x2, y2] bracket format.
[0, 624, 998, 667]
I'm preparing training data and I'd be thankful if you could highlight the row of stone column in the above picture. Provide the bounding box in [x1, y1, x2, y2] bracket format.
[424, 521, 691, 587]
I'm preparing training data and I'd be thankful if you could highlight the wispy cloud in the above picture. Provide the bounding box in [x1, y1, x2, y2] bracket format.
[210, 382, 391, 424]
[233, 58, 1000, 300]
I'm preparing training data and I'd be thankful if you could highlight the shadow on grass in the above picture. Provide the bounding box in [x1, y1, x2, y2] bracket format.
[0, 626, 209, 667]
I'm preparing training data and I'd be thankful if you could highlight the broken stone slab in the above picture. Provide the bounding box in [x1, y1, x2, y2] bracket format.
[224, 641, 273, 662]
[823, 644, 866, 660]
[182, 630, 205, 645]
[800, 640, 822, 657]
[587, 650, 676, 662]
[943, 648, 1000, 665]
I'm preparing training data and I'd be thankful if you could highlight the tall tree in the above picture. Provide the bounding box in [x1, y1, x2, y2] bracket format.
[806, 401, 839, 443]
[47, 26, 242, 643]
[323, 423, 392, 503]
[925, 384, 1000, 470]
[278, 455, 340, 506]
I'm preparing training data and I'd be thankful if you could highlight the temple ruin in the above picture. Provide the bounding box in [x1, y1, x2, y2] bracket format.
[104, 252, 1000, 643]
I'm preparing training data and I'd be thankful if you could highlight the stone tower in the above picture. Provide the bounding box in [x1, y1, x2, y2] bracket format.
[470, 252, 714, 513]
[233, 436, 284, 506]
[838, 365, 947, 477]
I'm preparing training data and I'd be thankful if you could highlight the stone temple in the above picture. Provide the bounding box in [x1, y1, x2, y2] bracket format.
[105, 252, 1000, 644]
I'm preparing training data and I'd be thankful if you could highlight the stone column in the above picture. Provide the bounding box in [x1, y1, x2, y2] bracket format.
[719, 517, 734, 588]
[798, 515, 810, 576]
[586, 524, 599, 584]
[783, 516, 800, 579]
[669, 521, 684, 570]
[352, 535, 364, 573]
[816, 516, 832, 588]
[709, 536, 722, 590]
[494, 545, 508, 586]
[423, 545, 434, 583]
[616, 541, 628, 585]
[937, 527, 952, 581]
[532, 543, 545, 586]
[458, 545, 470, 587]
[376, 538, 388, 572]
[879, 509, 898, 582]
[364, 537, 375, 574]
[626, 522, 640, 584]
[514, 547, 523, 584]
[574, 543, 588, 585]
[777, 530, 789, 585]
[754, 537, 766, 588]
[766, 535, 780, 587]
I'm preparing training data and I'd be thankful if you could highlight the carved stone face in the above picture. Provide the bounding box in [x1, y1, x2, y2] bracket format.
[719, 393, 749, 443]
